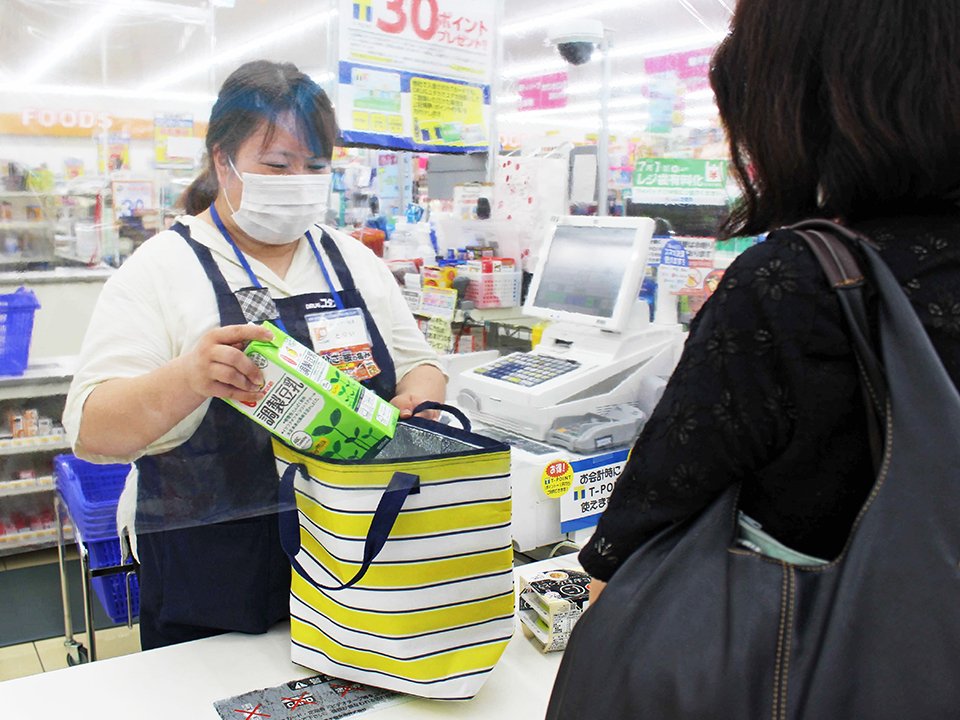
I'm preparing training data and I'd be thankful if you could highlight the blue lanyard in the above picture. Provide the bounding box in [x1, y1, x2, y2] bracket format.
[208, 205, 345, 330]
[305, 230, 344, 310]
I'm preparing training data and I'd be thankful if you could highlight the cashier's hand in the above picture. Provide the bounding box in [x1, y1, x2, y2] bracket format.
[390, 394, 441, 420]
[588, 578, 607, 608]
[181, 324, 274, 404]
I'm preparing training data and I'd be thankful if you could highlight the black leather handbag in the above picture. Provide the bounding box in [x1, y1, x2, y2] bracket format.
[546, 220, 960, 720]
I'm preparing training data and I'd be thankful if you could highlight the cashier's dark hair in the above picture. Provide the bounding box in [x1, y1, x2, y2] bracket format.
[709, 0, 960, 239]
[180, 60, 338, 215]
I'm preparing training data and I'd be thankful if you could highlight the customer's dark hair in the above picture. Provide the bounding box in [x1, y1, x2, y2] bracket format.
[710, 0, 960, 238]
[181, 60, 338, 215]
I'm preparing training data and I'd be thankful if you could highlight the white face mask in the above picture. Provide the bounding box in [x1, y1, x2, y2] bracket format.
[224, 158, 331, 245]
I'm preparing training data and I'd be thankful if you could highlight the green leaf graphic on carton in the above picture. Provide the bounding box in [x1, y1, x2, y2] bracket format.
[231, 321, 398, 461]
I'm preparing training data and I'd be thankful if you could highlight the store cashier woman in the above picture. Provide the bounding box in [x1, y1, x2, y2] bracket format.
[62, 60, 446, 650]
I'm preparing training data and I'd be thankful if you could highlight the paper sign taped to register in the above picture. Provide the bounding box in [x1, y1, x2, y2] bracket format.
[559, 449, 629, 533]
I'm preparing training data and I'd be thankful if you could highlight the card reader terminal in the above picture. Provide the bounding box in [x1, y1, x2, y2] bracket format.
[546, 403, 647, 454]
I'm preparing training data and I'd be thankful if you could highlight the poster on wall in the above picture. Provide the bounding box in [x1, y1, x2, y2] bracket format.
[336, 0, 496, 153]
[97, 132, 130, 174]
[154, 114, 195, 168]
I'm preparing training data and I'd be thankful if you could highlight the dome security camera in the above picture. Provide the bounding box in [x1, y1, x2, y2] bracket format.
[547, 20, 605, 66]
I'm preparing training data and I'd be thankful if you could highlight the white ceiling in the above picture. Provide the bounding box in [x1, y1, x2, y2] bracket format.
[0, 0, 732, 122]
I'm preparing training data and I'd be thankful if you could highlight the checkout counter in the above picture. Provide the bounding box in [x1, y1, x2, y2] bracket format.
[1, 556, 577, 719]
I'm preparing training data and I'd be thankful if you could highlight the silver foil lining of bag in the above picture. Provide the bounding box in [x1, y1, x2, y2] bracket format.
[372, 421, 483, 460]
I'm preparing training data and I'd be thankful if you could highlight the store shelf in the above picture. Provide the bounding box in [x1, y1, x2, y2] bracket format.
[0, 525, 73, 557]
[454, 306, 537, 326]
[0, 356, 76, 396]
[0, 253, 55, 267]
[0, 475, 54, 498]
[0, 356, 76, 559]
[0, 436, 71, 456]
[0, 221, 51, 230]
[54, 250, 99, 266]
[0, 266, 113, 285]
[0, 191, 43, 198]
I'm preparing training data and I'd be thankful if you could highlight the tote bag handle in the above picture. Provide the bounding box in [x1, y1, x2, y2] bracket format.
[411, 400, 472, 432]
[278, 464, 420, 591]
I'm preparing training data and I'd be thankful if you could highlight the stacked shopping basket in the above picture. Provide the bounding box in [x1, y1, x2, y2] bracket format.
[0, 287, 40, 376]
[54, 454, 139, 622]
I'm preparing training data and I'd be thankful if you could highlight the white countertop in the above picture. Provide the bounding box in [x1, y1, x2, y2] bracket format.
[0, 556, 579, 719]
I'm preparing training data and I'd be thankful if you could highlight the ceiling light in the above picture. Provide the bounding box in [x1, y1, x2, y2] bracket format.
[503, 0, 646, 37]
[60, 0, 209, 23]
[0, 82, 216, 104]
[140, 8, 337, 91]
[19, 6, 122, 85]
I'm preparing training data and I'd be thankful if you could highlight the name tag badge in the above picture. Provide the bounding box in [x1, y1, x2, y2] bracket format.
[305, 308, 381, 381]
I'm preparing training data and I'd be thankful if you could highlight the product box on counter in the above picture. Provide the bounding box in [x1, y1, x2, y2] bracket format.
[226, 321, 398, 460]
[518, 566, 592, 652]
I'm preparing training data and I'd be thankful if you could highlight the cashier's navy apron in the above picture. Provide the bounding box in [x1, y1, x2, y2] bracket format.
[136, 219, 396, 650]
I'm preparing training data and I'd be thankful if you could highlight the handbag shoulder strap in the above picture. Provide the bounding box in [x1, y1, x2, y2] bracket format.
[788, 220, 886, 470]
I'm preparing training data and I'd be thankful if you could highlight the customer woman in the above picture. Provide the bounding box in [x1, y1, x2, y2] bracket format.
[581, 0, 960, 600]
[63, 60, 445, 649]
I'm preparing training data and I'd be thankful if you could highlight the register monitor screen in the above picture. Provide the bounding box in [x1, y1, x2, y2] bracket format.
[523, 215, 654, 333]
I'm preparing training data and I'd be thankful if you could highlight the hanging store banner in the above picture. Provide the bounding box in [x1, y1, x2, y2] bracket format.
[517, 71, 568, 111]
[644, 46, 714, 82]
[643, 46, 716, 132]
[632, 157, 730, 206]
[336, 0, 496, 153]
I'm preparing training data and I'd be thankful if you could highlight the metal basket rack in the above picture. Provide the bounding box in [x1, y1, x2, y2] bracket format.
[54, 455, 138, 665]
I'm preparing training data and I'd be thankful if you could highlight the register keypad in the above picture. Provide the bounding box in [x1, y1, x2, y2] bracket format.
[473, 352, 582, 387]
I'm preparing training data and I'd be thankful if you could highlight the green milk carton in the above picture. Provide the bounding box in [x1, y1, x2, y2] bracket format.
[225, 321, 398, 459]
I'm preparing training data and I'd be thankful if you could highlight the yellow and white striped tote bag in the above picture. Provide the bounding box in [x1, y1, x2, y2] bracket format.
[276, 403, 513, 700]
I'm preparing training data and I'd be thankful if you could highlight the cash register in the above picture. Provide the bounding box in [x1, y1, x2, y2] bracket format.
[455, 214, 683, 448]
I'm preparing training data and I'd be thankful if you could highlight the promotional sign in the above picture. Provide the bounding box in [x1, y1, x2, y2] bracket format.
[337, 0, 496, 153]
[558, 449, 629, 533]
[154, 114, 195, 168]
[97, 133, 131, 174]
[112, 180, 154, 218]
[632, 157, 729, 206]
[517, 71, 568, 111]
[418, 286, 458, 319]
[643, 46, 715, 132]
[648, 235, 716, 267]
[644, 46, 714, 82]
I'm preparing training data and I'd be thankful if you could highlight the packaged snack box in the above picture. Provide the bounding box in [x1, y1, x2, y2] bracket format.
[518, 567, 592, 652]
[225, 321, 399, 460]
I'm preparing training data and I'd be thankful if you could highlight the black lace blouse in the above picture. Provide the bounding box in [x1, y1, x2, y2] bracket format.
[580, 209, 960, 582]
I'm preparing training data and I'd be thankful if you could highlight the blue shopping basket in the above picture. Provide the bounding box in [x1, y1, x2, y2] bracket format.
[0, 287, 40, 376]
[54, 455, 139, 622]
